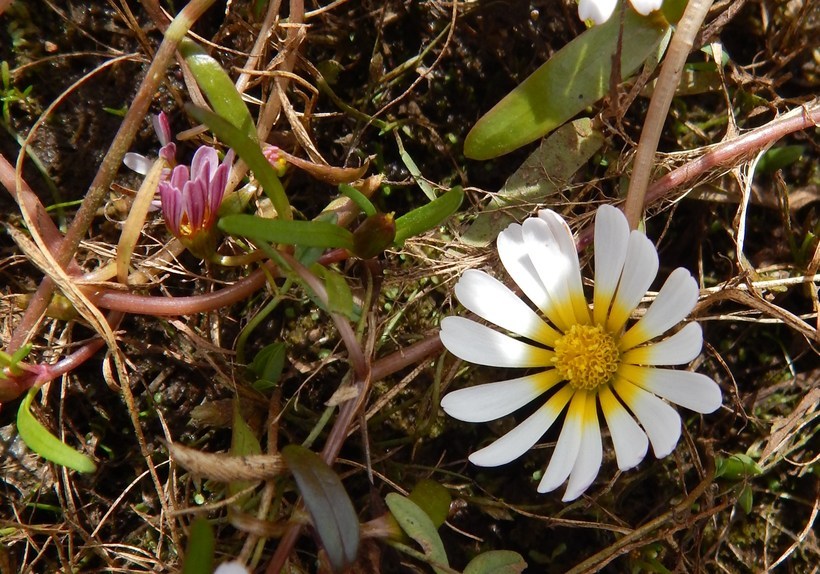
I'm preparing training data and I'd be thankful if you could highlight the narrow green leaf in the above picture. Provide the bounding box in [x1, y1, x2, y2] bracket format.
[17, 387, 97, 473]
[186, 104, 292, 221]
[338, 183, 377, 217]
[385, 493, 449, 574]
[395, 133, 436, 201]
[464, 9, 668, 159]
[393, 186, 464, 245]
[462, 118, 604, 246]
[464, 551, 528, 574]
[282, 445, 359, 573]
[182, 517, 215, 574]
[219, 214, 354, 251]
[179, 38, 256, 138]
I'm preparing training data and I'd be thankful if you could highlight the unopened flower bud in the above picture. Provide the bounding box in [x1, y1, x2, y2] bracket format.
[352, 213, 395, 259]
[262, 145, 288, 177]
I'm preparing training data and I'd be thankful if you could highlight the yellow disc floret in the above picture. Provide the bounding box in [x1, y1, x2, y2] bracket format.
[552, 323, 620, 391]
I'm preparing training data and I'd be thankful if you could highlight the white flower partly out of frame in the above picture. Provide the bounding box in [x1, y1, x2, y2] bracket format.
[578, 0, 664, 25]
[440, 205, 722, 501]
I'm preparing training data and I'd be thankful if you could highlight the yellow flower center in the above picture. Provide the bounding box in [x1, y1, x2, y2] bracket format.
[552, 324, 620, 391]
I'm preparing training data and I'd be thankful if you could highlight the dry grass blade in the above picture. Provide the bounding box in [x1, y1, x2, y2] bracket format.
[168, 441, 286, 482]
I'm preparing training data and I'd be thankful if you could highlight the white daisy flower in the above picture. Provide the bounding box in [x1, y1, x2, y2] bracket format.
[578, 0, 664, 25]
[440, 205, 722, 501]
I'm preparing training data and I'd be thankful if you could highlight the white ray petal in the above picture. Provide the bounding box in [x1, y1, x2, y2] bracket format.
[440, 317, 554, 368]
[599, 386, 648, 470]
[537, 390, 586, 493]
[522, 218, 578, 330]
[578, 0, 617, 24]
[537, 210, 590, 325]
[621, 322, 703, 366]
[441, 370, 563, 423]
[630, 0, 663, 16]
[214, 562, 250, 574]
[455, 269, 560, 346]
[562, 392, 603, 501]
[469, 385, 574, 467]
[620, 268, 700, 351]
[123, 152, 152, 175]
[613, 378, 681, 458]
[606, 231, 659, 333]
[619, 365, 723, 414]
[498, 224, 559, 324]
[593, 205, 630, 325]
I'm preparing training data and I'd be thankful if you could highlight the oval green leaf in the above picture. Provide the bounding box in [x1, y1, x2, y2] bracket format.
[464, 550, 527, 574]
[219, 214, 354, 251]
[282, 445, 359, 573]
[385, 492, 449, 574]
[17, 387, 97, 473]
[250, 342, 287, 388]
[464, 9, 668, 159]
[393, 186, 464, 245]
[408, 479, 451, 529]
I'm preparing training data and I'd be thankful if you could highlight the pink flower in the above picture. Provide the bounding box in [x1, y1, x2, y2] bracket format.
[158, 146, 234, 257]
[123, 112, 177, 175]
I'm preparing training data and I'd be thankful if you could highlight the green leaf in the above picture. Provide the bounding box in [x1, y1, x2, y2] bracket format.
[464, 9, 668, 159]
[186, 104, 292, 221]
[219, 214, 355, 251]
[181, 517, 215, 574]
[714, 454, 762, 481]
[17, 387, 97, 473]
[231, 400, 262, 458]
[393, 186, 464, 245]
[179, 38, 256, 138]
[338, 183, 377, 217]
[385, 493, 449, 574]
[464, 551, 528, 574]
[250, 342, 287, 390]
[462, 118, 604, 246]
[408, 479, 451, 529]
[230, 400, 263, 503]
[313, 265, 357, 320]
[757, 145, 805, 174]
[395, 133, 436, 201]
[737, 484, 754, 515]
[282, 445, 359, 573]
[1, 342, 32, 376]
